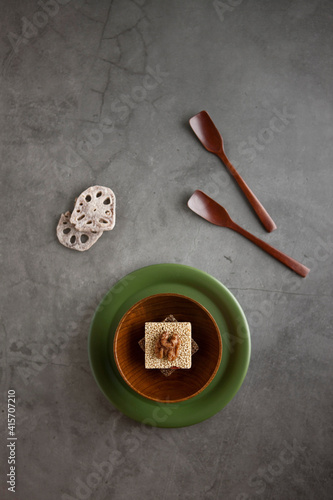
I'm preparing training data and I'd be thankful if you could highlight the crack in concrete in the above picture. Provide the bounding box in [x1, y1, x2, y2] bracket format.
[99, 59, 112, 120]
[227, 287, 332, 298]
[9, 355, 84, 368]
[102, 17, 145, 42]
[77, 10, 105, 25]
[97, 0, 115, 52]
[184, 224, 202, 263]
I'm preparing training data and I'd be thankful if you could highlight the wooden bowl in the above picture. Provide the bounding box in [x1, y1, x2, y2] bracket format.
[113, 293, 222, 403]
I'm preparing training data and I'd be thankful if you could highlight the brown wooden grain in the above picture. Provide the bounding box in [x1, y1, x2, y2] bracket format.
[113, 294, 222, 403]
[189, 110, 277, 233]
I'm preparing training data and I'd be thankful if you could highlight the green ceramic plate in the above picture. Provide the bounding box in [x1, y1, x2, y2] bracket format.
[88, 264, 250, 428]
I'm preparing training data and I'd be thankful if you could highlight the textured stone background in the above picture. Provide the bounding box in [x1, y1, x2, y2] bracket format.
[1, 1, 332, 499]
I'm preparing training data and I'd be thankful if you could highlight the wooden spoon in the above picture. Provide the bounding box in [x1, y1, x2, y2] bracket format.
[189, 110, 277, 233]
[187, 190, 310, 277]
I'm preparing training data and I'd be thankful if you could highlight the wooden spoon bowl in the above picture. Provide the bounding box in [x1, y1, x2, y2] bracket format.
[113, 293, 222, 403]
[189, 111, 277, 232]
[188, 190, 310, 277]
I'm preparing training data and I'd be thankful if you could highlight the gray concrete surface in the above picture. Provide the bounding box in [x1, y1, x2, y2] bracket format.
[1, 0, 333, 499]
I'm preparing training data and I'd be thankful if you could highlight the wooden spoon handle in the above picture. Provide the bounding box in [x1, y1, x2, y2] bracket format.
[218, 151, 277, 233]
[231, 223, 310, 277]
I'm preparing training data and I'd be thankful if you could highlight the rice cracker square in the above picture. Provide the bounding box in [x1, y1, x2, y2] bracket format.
[145, 322, 192, 369]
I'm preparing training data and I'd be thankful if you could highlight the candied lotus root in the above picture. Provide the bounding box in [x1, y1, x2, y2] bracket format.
[155, 332, 181, 362]
[56, 212, 103, 252]
[70, 186, 116, 233]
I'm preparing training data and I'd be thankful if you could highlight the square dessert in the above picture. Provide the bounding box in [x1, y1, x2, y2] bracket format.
[145, 322, 192, 369]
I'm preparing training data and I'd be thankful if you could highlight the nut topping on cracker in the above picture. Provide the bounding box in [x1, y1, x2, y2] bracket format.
[155, 332, 181, 361]
[145, 322, 191, 369]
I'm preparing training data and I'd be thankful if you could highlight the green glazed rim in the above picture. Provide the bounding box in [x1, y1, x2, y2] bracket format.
[88, 264, 251, 428]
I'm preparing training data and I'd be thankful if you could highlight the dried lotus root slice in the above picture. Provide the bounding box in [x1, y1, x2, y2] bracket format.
[70, 186, 116, 232]
[56, 212, 103, 251]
